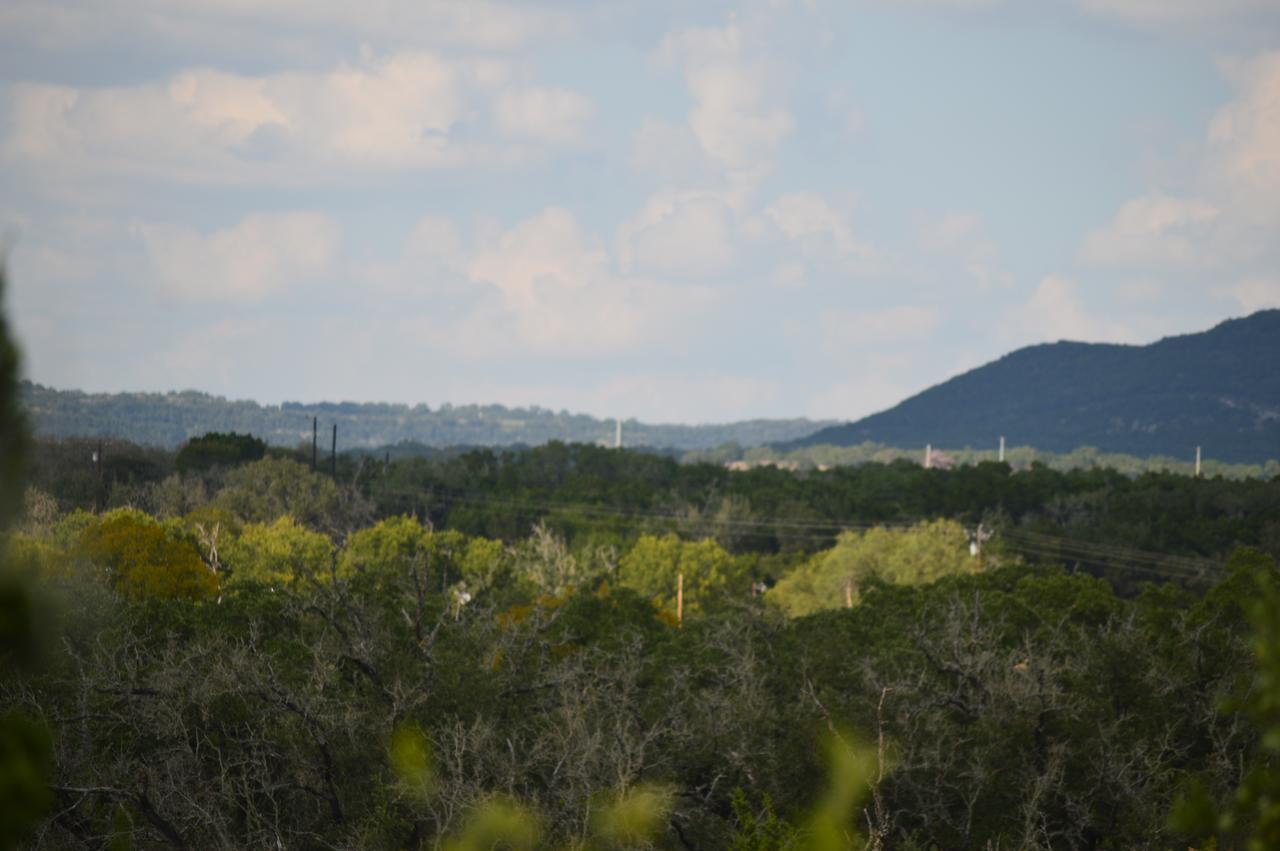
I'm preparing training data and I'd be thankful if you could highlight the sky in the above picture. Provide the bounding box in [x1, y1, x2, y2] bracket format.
[2, 0, 1278, 425]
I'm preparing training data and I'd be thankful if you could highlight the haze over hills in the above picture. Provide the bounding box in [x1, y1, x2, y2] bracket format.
[19, 382, 833, 452]
[787, 310, 1280, 464]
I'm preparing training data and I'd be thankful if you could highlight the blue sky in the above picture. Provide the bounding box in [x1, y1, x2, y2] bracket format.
[2, 0, 1278, 424]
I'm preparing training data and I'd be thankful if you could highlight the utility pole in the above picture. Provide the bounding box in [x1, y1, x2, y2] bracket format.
[999, 435, 1005, 463]
[676, 572, 684, 627]
[331, 423, 337, 478]
[1195, 446, 1202, 478]
[845, 577, 854, 609]
[311, 417, 318, 471]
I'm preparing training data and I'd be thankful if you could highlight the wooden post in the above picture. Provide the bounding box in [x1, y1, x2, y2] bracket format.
[311, 417, 317, 471]
[331, 423, 337, 478]
[676, 572, 684, 627]
[845, 578, 853, 609]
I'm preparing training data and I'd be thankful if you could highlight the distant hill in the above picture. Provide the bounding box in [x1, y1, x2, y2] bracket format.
[20, 383, 834, 452]
[786, 310, 1280, 464]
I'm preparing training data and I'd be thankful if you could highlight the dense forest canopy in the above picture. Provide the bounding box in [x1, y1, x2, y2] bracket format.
[5, 446, 1280, 848]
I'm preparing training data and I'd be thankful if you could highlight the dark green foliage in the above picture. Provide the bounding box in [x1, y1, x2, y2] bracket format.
[0, 263, 53, 849]
[792, 309, 1280, 463]
[175, 431, 266, 472]
[22, 380, 832, 451]
[0, 268, 26, 528]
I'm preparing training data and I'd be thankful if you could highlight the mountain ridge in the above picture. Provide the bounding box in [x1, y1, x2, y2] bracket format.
[786, 309, 1280, 463]
[19, 381, 834, 452]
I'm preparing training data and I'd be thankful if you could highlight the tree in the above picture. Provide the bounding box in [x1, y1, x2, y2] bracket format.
[175, 431, 266, 473]
[769, 520, 974, 617]
[617, 534, 735, 615]
[215, 456, 346, 532]
[223, 516, 333, 587]
[78, 509, 218, 600]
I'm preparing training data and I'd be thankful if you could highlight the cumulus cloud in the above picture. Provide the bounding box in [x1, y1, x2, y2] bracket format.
[365, 207, 716, 357]
[653, 20, 793, 188]
[750, 192, 883, 285]
[1004, 276, 1135, 344]
[1080, 51, 1280, 279]
[3, 52, 593, 184]
[616, 189, 738, 277]
[1079, 193, 1220, 267]
[492, 86, 594, 145]
[1207, 52, 1280, 217]
[137, 212, 340, 302]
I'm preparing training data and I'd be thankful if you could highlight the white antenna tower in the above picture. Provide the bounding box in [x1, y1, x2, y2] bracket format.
[1195, 446, 1201, 478]
[999, 435, 1005, 463]
[615, 417, 622, 449]
[925, 443, 933, 469]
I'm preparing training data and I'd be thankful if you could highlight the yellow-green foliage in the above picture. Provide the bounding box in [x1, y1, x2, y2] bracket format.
[341, 516, 506, 591]
[770, 520, 973, 617]
[617, 534, 734, 615]
[223, 516, 333, 587]
[77, 509, 218, 600]
[442, 797, 542, 851]
[801, 733, 881, 851]
[590, 784, 675, 848]
[388, 724, 435, 800]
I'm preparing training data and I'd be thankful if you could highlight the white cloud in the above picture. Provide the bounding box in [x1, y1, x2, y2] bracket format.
[1221, 277, 1280, 312]
[1080, 51, 1280, 278]
[3, 52, 592, 185]
[137, 211, 340, 302]
[1207, 52, 1280, 217]
[654, 20, 793, 188]
[492, 86, 594, 145]
[751, 192, 883, 284]
[1079, 193, 1220, 267]
[1005, 276, 1135, 343]
[456, 207, 717, 355]
[763, 193, 869, 257]
[616, 189, 737, 277]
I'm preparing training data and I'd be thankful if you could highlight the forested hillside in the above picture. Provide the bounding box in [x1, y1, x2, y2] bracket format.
[20, 382, 832, 451]
[791, 310, 1280, 463]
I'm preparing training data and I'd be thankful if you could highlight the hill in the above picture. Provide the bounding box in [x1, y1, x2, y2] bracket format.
[19, 382, 833, 452]
[787, 310, 1280, 464]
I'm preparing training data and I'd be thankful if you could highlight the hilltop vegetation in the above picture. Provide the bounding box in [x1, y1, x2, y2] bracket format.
[791, 310, 1280, 464]
[20, 381, 831, 451]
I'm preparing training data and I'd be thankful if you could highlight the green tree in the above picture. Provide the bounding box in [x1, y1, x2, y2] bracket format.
[770, 520, 974, 617]
[617, 533, 735, 615]
[223, 516, 333, 587]
[215, 456, 345, 531]
[175, 431, 266, 473]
